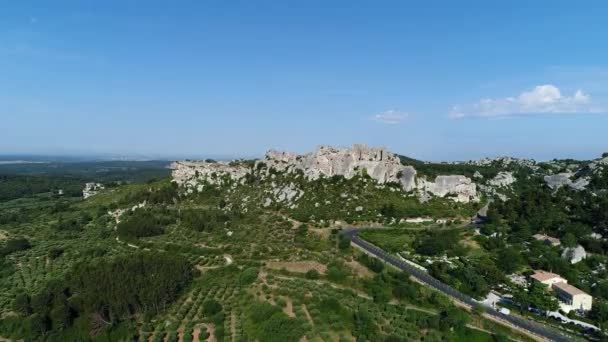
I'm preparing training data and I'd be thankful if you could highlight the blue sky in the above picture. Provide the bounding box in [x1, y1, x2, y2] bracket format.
[2, 1, 608, 161]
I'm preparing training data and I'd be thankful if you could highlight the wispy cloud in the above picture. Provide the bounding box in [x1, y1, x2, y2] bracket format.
[450, 84, 604, 119]
[372, 110, 409, 124]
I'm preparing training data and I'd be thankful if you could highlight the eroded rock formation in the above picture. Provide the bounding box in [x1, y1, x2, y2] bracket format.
[263, 144, 417, 191]
[171, 144, 479, 203]
[544, 172, 589, 191]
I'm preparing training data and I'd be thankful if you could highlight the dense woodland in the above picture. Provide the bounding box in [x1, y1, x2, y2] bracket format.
[0, 175, 83, 201]
[7, 252, 193, 340]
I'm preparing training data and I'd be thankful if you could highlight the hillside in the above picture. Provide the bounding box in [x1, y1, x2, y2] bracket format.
[0, 145, 607, 341]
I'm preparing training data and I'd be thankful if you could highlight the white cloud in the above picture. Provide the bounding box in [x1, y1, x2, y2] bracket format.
[450, 84, 603, 119]
[372, 110, 409, 124]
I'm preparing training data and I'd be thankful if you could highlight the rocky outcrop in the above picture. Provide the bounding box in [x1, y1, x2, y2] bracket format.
[468, 156, 537, 169]
[263, 144, 417, 190]
[263, 182, 304, 208]
[171, 160, 249, 189]
[544, 172, 589, 191]
[417, 175, 478, 203]
[171, 144, 479, 203]
[562, 245, 587, 264]
[83, 182, 104, 199]
[488, 171, 516, 187]
[589, 156, 608, 174]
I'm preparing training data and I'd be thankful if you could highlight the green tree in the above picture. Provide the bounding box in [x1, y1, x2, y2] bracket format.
[14, 293, 32, 317]
[29, 313, 51, 336]
[562, 232, 577, 248]
[393, 282, 417, 300]
[353, 306, 377, 338]
[326, 262, 349, 283]
[202, 299, 223, 316]
[515, 283, 558, 312]
[338, 235, 351, 250]
[305, 269, 320, 280]
[438, 307, 469, 331]
[49, 300, 72, 330]
[239, 267, 259, 285]
[589, 301, 608, 329]
[496, 247, 523, 274]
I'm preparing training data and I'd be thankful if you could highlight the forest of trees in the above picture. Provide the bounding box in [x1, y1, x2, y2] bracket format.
[116, 209, 174, 239]
[11, 252, 193, 339]
[0, 175, 83, 201]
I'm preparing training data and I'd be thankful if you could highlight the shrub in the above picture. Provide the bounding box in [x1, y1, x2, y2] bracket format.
[305, 269, 320, 280]
[116, 210, 167, 239]
[239, 267, 259, 285]
[1, 238, 31, 257]
[202, 299, 223, 316]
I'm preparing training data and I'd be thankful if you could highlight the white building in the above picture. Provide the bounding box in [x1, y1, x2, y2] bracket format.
[530, 270, 593, 312]
[530, 270, 568, 286]
[552, 281, 592, 312]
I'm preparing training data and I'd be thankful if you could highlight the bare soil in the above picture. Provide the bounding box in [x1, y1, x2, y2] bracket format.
[283, 297, 295, 317]
[204, 323, 216, 342]
[302, 304, 314, 326]
[345, 259, 374, 278]
[266, 261, 327, 274]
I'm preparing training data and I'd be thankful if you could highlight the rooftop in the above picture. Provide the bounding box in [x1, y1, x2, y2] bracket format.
[530, 270, 564, 282]
[533, 234, 561, 245]
[553, 281, 589, 297]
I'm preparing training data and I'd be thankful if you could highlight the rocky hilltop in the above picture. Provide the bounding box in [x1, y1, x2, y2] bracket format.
[172, 144, 479, 203]
[264, 145, 416, 190]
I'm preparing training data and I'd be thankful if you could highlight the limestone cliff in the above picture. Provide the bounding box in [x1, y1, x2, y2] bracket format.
[263, 144, 417, 191]
[171, 144, 479, 203]
[544, 172, 589, 191]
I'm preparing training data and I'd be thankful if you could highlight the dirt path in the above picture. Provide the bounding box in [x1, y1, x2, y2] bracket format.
[204, 323, 216, 342]
[345, 259, 373, 278]
[283, 297, 295, 317]
[302, 304, 314, 326]
[230, 312, 237, 341]
[192, 326, 200, 342]
[177, 325, 184, 342]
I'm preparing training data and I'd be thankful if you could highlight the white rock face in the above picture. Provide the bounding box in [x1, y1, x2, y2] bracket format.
[488, 171, 516, 187]
[171, 160, 249, 189]
[544, 172, 589, 191]
[588, 156, 608, 177]
[83, 182, 104, 199]
[263, 145, 477, 202]
[417, 175, 478, 203]
[562, 245, 587, 264]
[264, 144, 417, 190]
[468, 156, 537, 169]
[172, 144, 479, 203]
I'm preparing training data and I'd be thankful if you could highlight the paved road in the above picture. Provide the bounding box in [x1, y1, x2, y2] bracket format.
[341, 228, 573, 342]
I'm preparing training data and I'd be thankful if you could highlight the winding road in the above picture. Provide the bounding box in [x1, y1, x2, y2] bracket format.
[341, 228, 573, 342]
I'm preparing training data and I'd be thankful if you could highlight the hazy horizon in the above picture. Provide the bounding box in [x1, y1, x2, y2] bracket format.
[0, 143, 605, 163]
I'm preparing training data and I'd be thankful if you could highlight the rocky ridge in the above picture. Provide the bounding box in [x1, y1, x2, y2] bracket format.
[172, 144, 480, 203]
